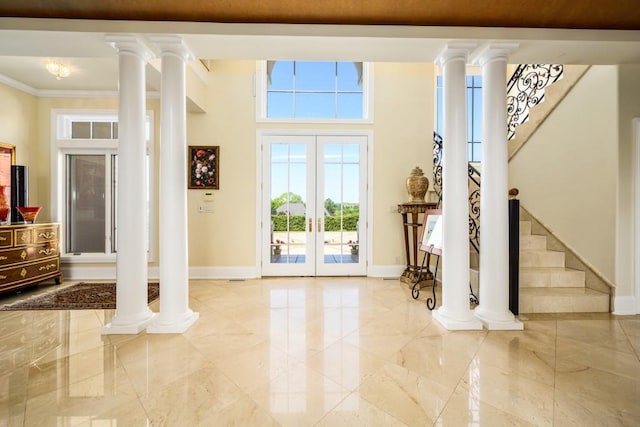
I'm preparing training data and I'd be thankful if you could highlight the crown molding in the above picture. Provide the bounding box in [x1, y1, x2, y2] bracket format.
[0, 73, 160, 98]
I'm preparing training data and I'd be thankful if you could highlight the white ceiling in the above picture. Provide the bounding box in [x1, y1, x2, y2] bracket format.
[1, 18, 639, 94]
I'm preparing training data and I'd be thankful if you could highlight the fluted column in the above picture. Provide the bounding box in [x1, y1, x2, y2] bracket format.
[147, 37, 199, 333]
[102, 36, 155, 335]
[474, 44, 524, 330]
[433, 43, 483, 331]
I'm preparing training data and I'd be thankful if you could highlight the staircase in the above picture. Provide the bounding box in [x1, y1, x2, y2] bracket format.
[435, 64, 613, 314]
[468, 217, 610, 314]
[518, 219, 609, 313]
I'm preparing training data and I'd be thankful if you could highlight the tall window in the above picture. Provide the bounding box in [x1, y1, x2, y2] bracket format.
[257, 61, 371, 122]
[52, 111, 153, 260]
[436, 75, 483, 162]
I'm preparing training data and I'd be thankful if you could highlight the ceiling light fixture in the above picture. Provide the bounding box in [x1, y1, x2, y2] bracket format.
[46, 61, 70, 80]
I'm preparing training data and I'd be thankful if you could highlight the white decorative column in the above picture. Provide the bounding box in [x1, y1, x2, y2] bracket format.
[433, 44, 483, 331]
[474, 44, 524, 330]
[147, 37, 199, 333]
[103, 36, 155, 335]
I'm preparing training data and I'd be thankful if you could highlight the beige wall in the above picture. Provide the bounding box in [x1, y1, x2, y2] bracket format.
[186, 61, 435, 270]
[187, 60, 257, 267]
[371, 63, 435, 265]
[509, 66, 618, 283]
[616, 64, 640, 298]
[0, 84, 38, 204]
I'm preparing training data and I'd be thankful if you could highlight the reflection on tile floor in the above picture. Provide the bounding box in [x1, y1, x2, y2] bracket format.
[0, 277, 638, 426]
[270, 255, 358, 264]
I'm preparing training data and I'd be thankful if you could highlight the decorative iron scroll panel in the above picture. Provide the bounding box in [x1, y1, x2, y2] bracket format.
[432, 131, 443, 207]
[432, 132, 481, 253]
[506, 64, 563, 141]
[468, 164, 481, 253]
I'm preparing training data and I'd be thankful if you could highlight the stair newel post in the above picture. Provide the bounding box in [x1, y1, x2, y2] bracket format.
[508, 188, 520, 315]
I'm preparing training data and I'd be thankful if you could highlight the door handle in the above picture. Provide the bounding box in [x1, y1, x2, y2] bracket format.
[317, 218, 322, 232]
[308, 218, 312, 232]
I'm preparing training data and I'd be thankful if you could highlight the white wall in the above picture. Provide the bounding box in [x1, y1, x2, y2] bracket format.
[509, 66, 618, 283]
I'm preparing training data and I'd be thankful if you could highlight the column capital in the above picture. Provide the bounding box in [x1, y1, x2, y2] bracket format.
[473, 43, 519, 66]
[436, 42, 477, 67]
[105, 35, 154, 62]
[149, 36, 195, 62]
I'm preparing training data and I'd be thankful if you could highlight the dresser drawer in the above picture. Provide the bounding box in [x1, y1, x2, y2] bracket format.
[0, 258, 60, 288]
[34, 226, 59, 244]
[14, 229, 34, 247]
[0, 244, 58, 266]
[0, 223, 62, 294]
[0, 229, 13, 249]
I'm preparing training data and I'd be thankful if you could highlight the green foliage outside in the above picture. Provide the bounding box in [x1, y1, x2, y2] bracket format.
[271, 213, 359, 232]
[271, 193, 359, 232]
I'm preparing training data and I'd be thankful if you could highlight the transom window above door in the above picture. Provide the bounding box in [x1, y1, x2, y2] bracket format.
[256, 60, 372, 123]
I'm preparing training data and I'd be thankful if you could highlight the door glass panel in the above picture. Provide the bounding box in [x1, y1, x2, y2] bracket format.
[322, 144, 360, 264]
[270, 143, 307, 265]
[66, 155, 105, 253]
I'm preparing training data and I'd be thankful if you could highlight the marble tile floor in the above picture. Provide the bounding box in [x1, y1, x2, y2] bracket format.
[0, 277, 639, 426]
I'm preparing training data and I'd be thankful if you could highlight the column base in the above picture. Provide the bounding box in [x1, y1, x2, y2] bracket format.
[147, 310, 199, 334]
[433, 307, 483, 331]
[474, 307, 524, 330]
[102, 311, 155, 335]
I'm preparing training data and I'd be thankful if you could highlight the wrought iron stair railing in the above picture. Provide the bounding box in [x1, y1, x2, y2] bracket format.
[433, 63, 564, 250]
[429, 64, 564, 309]
[507, 64, 563, 141]
[433, 131, 481, 254]
[432, 131, 480, 305]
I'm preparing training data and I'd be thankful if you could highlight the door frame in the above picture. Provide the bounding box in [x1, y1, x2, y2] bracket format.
[634, 117, 640, 314]
[256, 128, 374, 276]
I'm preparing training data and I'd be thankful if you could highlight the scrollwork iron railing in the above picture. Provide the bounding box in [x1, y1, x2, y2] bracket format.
[432, 132, 481, 253]
[507, 64, 563, 140]
[468, 163, 481, 253]
[433, 131, 443, 206]
[432, 131, 480, 305]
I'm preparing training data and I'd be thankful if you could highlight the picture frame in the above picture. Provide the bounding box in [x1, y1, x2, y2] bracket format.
[420, 209, 443, 255]
[0, 143, 16, 224]
[188, 146, 219, 189]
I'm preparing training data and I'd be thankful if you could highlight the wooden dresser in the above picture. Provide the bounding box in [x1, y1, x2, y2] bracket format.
[0, 223, 62, 294]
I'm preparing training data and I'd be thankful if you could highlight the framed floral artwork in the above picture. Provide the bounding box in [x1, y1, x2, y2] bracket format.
[188, 146, 219, 189]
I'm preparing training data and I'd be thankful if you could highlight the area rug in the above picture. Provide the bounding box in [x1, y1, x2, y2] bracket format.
[0, 282, 159, 311]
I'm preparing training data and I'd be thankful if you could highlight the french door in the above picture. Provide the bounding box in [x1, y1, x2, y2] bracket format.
[261, 133, 367, 276]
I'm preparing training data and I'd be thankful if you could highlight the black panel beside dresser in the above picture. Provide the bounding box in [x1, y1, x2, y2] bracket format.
[0, 223, 62, 294]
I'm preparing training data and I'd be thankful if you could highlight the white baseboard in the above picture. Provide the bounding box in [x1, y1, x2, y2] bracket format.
[61, 265, 157, 281]
[367, 265, 404, 278]
[63, 264, 403, 282]
[188, 266, 261, 280]
[613, 296, 637, 315]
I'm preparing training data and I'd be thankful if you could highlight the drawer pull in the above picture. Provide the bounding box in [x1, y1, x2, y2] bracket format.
[0, 236, 6, 241]
[38, 248, 56, 256]
[20, 234, 26, 242]
[21, 250, 27, 260]
[0, 275, 5, 279]
[0, 256, 6, 261]
[20, 268, 27, 278]
[39, 264, 57, 271]
[39, 232, 56, 240]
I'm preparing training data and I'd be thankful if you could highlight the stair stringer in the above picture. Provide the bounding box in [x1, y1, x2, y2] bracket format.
[519, 204, 614, 309]
[508, 65, 590, 160]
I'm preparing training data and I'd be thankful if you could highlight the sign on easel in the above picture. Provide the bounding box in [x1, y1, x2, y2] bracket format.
[420, 210, 442, 256]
